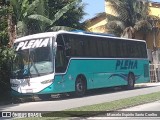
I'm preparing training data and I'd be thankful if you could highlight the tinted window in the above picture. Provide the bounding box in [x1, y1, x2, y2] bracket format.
[55, 46, 67, 73]
[61, 33, 147, 58]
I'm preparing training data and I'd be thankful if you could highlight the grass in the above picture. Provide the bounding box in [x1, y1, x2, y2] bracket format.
[17, 91, 160, 120]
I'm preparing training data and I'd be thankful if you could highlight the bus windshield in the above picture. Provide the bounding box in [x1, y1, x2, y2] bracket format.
[11, 38, 53, 79]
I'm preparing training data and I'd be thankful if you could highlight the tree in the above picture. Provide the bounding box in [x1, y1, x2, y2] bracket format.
[9, 0, 49, 38]
[7, 0, 85, 44]
[29, 0, 85, 32]
[0, 5, 9, 46]
[106, 0, 152, 39]
[0, 1, 15, 100]
[47, 0, 86, 30]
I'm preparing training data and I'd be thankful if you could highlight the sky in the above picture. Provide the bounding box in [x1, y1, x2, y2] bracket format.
[82, 0, 160, 21]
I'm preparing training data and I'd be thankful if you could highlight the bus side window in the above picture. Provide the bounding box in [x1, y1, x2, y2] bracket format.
[141, 43, 147, 58]
[55, 46, 67, 73]
[63, 34, 71, 58]
[55, 34, 67, 73]
[108, 39, 116, 58]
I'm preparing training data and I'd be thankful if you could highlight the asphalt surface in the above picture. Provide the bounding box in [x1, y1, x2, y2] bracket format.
[0, 82, 160, 120]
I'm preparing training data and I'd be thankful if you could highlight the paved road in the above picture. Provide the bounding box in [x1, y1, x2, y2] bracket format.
[0, 83, 160, 112]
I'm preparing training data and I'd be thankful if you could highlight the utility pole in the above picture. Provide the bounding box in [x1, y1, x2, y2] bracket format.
[151, 19, 158, 64]
[151, 18, 159, 82]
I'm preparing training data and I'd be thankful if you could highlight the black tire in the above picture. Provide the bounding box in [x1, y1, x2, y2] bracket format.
[75, 76, 86, 97]
[38, 94, 51, 100]
[127, 73, 135, 90]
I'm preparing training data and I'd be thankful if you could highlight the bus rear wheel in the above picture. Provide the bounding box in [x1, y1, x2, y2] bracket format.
[127, 73, 135, 90]
[75, 76, 86, 97]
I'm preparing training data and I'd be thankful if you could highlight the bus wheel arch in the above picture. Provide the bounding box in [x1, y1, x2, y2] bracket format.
[127, 72, 135, 90]
[74, 74, 87, 97]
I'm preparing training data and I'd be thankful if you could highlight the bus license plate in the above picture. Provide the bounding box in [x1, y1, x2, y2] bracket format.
[26, 89, 33, 93]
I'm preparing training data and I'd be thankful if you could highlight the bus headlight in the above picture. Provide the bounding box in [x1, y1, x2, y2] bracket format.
[41, 79, 53, 84]
[11, 83, 18, 87]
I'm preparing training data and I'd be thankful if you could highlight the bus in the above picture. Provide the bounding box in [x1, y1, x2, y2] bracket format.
[10, 30, 150, 100]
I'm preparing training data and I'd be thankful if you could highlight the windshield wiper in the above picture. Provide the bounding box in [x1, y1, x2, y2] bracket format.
[31, 59, 40, 76]
[22, 51, 40, 77]
[29, 52, 40, 76]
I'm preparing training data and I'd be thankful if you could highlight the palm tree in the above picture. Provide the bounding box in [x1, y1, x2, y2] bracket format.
[47, 0, 86, 30]
[106, 0, 152, 39]
[28, 0, 82, 32]
[0, 4, 9, 46]
[9, 0, 50, 38]
[8, 0, 81, 45]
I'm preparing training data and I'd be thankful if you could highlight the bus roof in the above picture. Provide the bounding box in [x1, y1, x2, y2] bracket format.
[71, 30, 116, 37]
[14, 30, 146, 43]
[61, 30, 146, 43]
[14, 32, 56, 43]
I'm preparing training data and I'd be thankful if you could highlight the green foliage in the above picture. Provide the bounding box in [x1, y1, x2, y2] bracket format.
[106, 0, 152, 37]
[0, 5, 9, 45]
[0, 47, 15, 63]
[10, 0, 86, 37]
[28, 0, 86, 32]
[47, 0, 86, 30]
[0, 47, 15, 100]
[0, 5, 12, 96]
[0, 1, 15, 100]
[10, 0, 47, 37]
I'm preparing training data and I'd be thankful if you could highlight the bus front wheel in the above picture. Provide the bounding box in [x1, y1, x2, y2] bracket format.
[75, 76, 86, 97]
[127, 73, 135, 90]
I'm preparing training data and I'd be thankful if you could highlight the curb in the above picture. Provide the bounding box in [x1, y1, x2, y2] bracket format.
[135, 82, 160, 87]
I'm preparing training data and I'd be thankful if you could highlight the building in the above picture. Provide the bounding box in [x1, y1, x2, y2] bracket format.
[86, 0, 160, 63]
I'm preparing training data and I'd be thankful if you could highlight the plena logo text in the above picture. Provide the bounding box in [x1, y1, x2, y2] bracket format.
[16, 38, 50, 51]
[116, 60, 138, 70]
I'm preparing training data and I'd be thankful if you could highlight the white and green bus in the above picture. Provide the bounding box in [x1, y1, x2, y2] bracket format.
[10, 30, 150, 99]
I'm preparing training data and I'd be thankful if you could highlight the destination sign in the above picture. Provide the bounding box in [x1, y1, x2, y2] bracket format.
[15, 38, 50, 51]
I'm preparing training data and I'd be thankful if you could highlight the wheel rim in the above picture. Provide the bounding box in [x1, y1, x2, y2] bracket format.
[76, 79, 84, 92]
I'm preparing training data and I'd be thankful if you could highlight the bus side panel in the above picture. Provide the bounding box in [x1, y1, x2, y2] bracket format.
[39, 59, 150, 94]
[62, 59, 129, 90]
[134, 60, 150, 84]
[113, 59, 150, 85]
[39, 75, 75, 94]
[65, 59, 150, 90]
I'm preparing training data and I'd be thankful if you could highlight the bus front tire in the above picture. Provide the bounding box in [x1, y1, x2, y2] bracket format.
[127, 73, 135, 90]
[75, 76, 86, 97]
